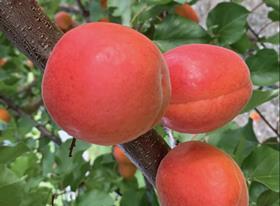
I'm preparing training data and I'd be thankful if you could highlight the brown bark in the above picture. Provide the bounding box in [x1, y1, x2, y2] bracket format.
[0, 0, 171, 186]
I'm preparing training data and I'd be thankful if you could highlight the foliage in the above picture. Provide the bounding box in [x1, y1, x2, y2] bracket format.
[0, 0, 279, 205]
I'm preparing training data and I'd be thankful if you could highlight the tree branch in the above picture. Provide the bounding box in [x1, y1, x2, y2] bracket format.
[247, 23, 280, 138]
[118, 129, 170, 186]
[75, 0, 90, 22]
[0, 0, 170, 186]
[0, 0, 63, 70]
[0, 95, 62, 145]
[255, 108, 280, 137]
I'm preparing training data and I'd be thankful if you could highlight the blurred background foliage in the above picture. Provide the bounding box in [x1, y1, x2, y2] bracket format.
[0, 0, 279, 205]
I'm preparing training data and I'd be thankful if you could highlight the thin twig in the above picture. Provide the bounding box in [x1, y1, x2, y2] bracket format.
[75, 0, 90, 22]
[257, 21, 274, 36]
[0, 95, 62, 145]
[255, 108, 280, 137]
[251, 2, 264, 13]
[247, 20, 280, 138]
[248, 25, 266, 47]
[51, 191, 67, 206]
[69, 138, 77, 157]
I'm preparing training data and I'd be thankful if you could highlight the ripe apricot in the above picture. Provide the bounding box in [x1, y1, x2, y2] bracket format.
[118, 163, 137, 180]
[99, 18, 109, 22]
[175, 3, 199, 23]
[156, 141, 249, 206]
[42, 23, 170, 145]
[55, 11, 75, 32]
[0, 58, 7, 67]
[113, 145, 132, 164]
[100, 0, 107, 9]
[162, 44, 252, 133]
[0, 108, 11, 123]
[249, 111, 261, 122]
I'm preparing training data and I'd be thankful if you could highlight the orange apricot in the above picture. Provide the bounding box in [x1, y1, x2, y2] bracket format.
[175, 3, 199, 23]
[0, 108, 11, 123]
[156, 141, 249, 206]
[42, 23, 170, 145]
[162, 44, 252, 133]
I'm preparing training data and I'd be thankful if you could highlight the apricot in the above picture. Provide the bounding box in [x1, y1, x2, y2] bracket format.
[113, 145, 132, 165]
[156, 141, 249, 206]
[0, 108, 11, 123]
[162, 44, 252, 133]
[42, 23, 170, 145]
[249, 111, 261, 122]
[100, 0, 107, 9]
[118, 163, 137, 180]
[175, 3, 199, 23]
[0, 58, 7, 67]
[99, 18, 109, 22]
[54, 11, 75, 32]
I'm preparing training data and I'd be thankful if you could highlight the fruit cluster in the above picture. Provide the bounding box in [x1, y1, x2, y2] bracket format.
[42, 3, 252, 205]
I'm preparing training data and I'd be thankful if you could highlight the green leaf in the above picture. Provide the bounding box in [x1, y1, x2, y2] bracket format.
[262, 137, 280, 151]
[10, 152, 39, 178]
[268, 10, 280, 21]
[233, 120, 259, 165]
[231, 34, 254, 54]
[207, 2, 249, 45]
[109, 0, 134, 26]
[242, 145, 279, 192]
[145, 0, 172, 4]
[0, 143, 29, 164]
[241, 89, 279, 113]
[263, 33, 280, 44]
[257, 190, 280, 206]
[153, 15, 210, 52]
[21, 187, 52, 206]
[264, 0, 279, 10]
[264, 0, 280, 22]
[86, 154, 120, 193]
[246, 49, 279, 86]
[249, 182, 268, 205]
[76, 190, 114, 206]
[121, 189, 146, 206]
[17, 115, 35, 136]
[0, 165, 25, 206]
[208, 120, 258, 165]
[54, 139, 90, 190]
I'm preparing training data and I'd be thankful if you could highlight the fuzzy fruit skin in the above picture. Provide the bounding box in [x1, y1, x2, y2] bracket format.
[55, 11, 75, 32]
[0, 108, 11, 123]
[42, 23, 170, 145]
[175, 4, 199, 23]
[113, 145, 132, 164]
[162, 44, 252, 133]
[156, 141, 249, 206]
